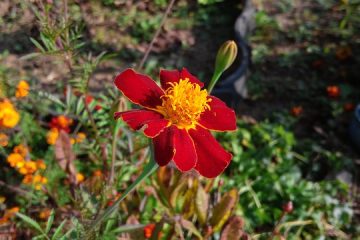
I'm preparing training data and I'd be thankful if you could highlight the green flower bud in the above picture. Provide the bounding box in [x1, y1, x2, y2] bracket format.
[207, 40, 238, 93]
[214, 40, 238, 74]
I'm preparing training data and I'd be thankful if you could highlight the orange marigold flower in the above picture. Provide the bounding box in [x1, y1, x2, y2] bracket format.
[15, 80, 30, 98]
[49, 115, 73, 133]
[46, 128, 59, 145]
[327, 86, 340, 98]
[93, 170, 102, 177]
[36, 160, 46, 170]
[0, 133, 9, 147]
[76, 173, 85, 183]
[22, 175, 33, 184]
[114, 68, 236, 178]
[0, 99, 20, 128]
[76, 132, 86, 143]
[13, 144, 29, 157]
[19, 161, 37, 175]
[39, 209, 52, 220]
[144, 224, 156, 238]
[343, 103, 355, 112]
[1, 206, 20, 223]
[7, 153, 24, 168]
[290, 106, 303, 117]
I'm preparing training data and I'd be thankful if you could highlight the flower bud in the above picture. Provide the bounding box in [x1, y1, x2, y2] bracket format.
[282, 201, 293, 213]
[214, 40, 238, 74]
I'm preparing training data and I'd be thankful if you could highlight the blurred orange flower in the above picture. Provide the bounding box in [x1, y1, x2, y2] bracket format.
[291, 106, 303, 117]
[39, 209, 52, 220]
[36, 160, 47, 170]
[15, 80, 30, 98]
[327, 86, 340, 98]
[76, 132, 86, 143]
[7, 153, 24, 168]
[76, 173, 85, 183]
[93, 170, 102, 177]
[14, 144, 29, 157]
[0, 99, 20, 128]
[0, 133, 9, 147]
[46, 128, 59, 145]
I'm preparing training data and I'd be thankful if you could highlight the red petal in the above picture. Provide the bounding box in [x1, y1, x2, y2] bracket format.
[114, 69, 164, 108]
[189, 127, 232, 178]
[115, 110, 169, 138]
[153, 126, 176, 166]
[198, 96, 237, 131]
[172, 128, 197, 171]
[160, 68, 204, 90]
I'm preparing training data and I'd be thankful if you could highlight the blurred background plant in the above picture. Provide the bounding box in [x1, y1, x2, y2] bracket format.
[0, 0, 359, 239]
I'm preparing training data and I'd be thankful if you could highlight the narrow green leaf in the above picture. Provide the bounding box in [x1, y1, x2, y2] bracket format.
[52, 220, 67, 240]
[110, 224, 147, 234]
[30, 37, 45, 52]
[16, 212, 45, 234]
[45, 210, 55, 234]
[88, 146, 158, 230]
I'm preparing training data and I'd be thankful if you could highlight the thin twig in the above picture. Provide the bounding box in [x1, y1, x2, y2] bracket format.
[137, 0, 177, 70]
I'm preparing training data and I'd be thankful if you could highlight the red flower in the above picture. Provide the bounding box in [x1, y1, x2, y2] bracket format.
[114, 68, 236, 178]
[49, 115, 73, 133]
[290, 106, 303, 117]
[144, 223, 156, 238]
[327, 85, 340, 98]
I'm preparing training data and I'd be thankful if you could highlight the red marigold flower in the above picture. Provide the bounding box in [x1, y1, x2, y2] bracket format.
[144, 223, 156, 238]
[326, 85, 340, 98]
[114, 68, 236, 178]
[49, 115, 73, 133]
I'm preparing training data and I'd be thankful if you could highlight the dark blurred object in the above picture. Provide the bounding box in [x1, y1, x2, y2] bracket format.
[350, 104, 360, 152]
[212, 0, 255, 108]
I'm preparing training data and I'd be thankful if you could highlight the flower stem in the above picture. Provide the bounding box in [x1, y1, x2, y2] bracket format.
[207, 71, 222, 94]
[87, 143, 159, 231]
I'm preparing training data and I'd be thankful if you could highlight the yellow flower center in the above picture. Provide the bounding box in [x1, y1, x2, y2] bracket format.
[156, 78, 211, 130]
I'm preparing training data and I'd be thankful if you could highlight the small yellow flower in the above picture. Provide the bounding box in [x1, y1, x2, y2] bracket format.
[0, 100, 20, 128]
[0, 133, 9, 147]
[70, 138, 75, 145]
[76, 173, 85, 183]
[7, 153, 24, 168]
[76, 132, 86, 143]
[46, 128, 59, 145]
[15, 80, 30, 98]
[0, 196, 5, 204]
[13, 144, 29, 157]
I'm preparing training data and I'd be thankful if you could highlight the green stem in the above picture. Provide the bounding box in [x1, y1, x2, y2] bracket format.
[207, 70, 223, 94]
[87, 143, 159, 232]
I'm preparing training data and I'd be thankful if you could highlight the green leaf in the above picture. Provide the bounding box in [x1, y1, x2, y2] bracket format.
[181, 219, 203, 239]
[210, 189, 238, 232]
[30, 37, 45, 52]
[16, 212, 45, 235]
[195, 183, 209, 225]
[45, 210, 55, 234]
[52, 220, 67, 240]
[88, 146, 158, 230]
